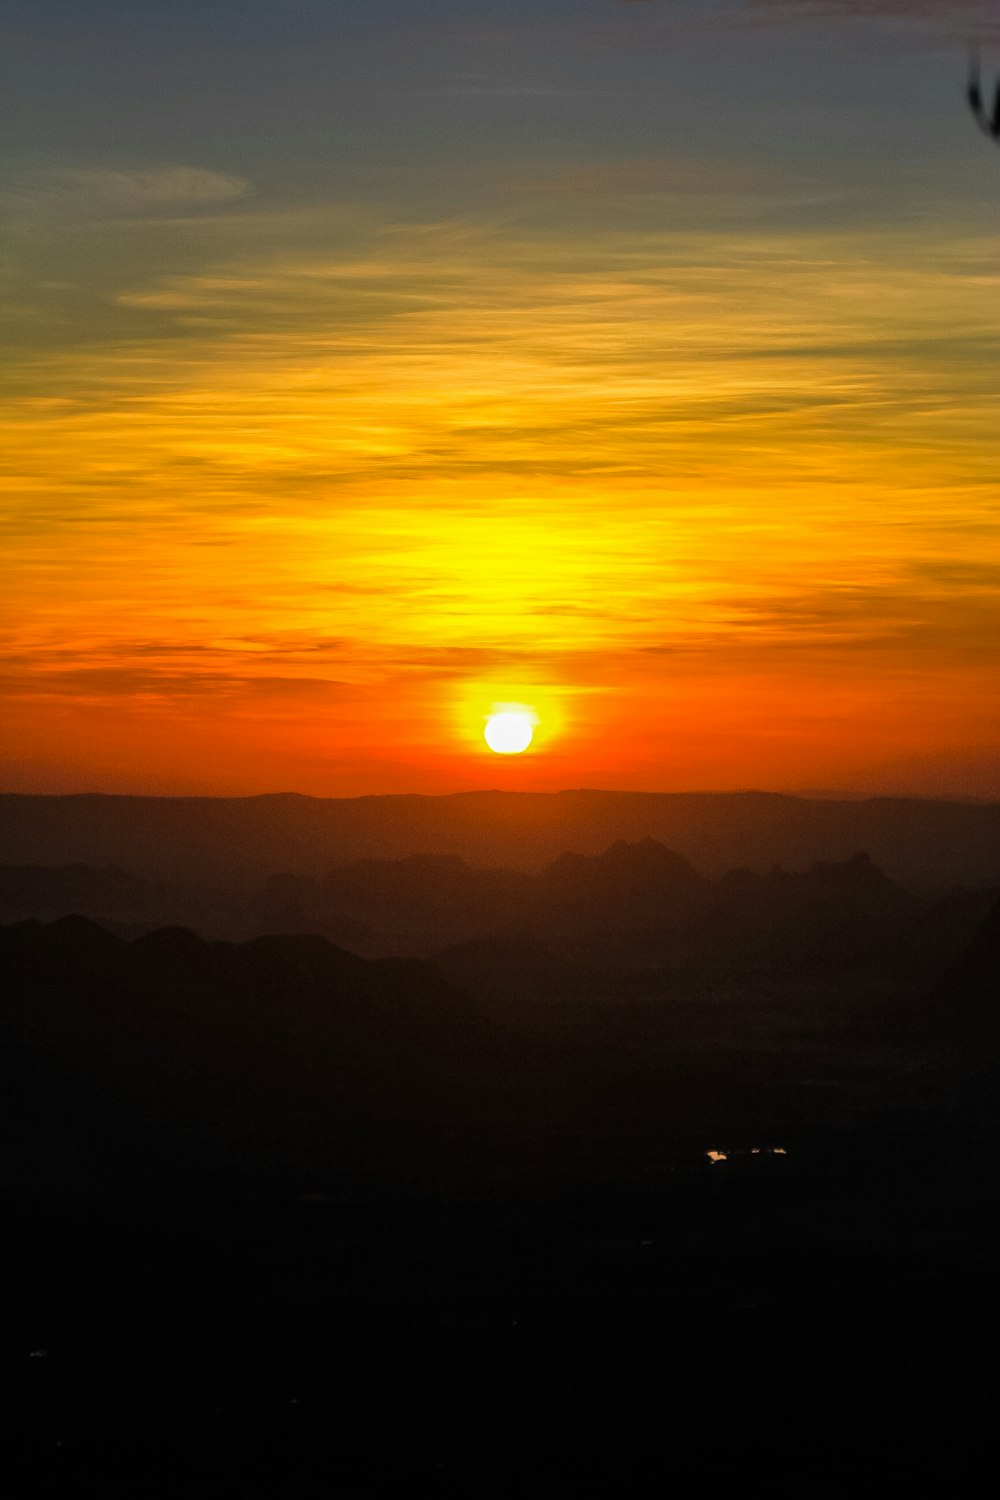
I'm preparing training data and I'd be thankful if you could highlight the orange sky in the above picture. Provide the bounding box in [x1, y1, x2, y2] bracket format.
[3, 2, 999, 798]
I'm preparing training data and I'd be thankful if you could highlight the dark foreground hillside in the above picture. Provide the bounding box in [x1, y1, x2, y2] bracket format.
[11, 906, 1000, 1493]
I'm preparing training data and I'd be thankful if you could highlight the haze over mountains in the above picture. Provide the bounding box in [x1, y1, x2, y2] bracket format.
[2, 789, 998, 888]
[9, 891, 999, 1197]
[5, 837, 997, 986]
[10, 792, 999, 1489]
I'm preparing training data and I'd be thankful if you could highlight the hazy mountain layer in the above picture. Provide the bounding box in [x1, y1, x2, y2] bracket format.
[2, 789, 998, 888]
[6, 839, 996, 985]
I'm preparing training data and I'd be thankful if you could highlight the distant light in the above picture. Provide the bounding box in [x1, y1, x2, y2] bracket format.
[706, 1150, 727, 1164]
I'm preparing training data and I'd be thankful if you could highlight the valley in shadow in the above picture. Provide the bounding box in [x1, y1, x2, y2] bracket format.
[10, 793, 1000, 1492]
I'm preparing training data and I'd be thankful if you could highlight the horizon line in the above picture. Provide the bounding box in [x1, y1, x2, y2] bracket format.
[1, 787, 997, 807]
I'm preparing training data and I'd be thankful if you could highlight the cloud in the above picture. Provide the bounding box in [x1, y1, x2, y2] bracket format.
[508, 157, 789, 197]
[0, 667, 353, 703]
[707, 577, 1000, 658]
[611, 0, 1000, 44]
[745, 0, 994, 28]
[4, 177, 997, 793]
[909, 559, 1000, 589]
[68, 167, 250, 206]
[3, 166, 251, 221]
[435, 83, 589, 99]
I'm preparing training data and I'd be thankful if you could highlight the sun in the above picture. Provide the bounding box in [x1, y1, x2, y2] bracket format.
[484, 710, 534, 755]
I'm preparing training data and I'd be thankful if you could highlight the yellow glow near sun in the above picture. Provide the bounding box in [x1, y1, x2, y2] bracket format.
[484, 710, 534, 755]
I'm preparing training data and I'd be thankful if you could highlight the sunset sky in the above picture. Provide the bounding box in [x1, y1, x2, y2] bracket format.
[2, 0, 998, 798]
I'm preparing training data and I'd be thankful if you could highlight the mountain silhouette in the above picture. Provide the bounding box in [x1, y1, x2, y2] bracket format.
[3, 789, 997, 888]
[538, 838, 706, 908]
[0, 862, 189, 930]
[255, 853, 531, 954]
[4, 916, 500, 1191]
[5, 839, 986, 984]
[687, 850, 920, 972]
[937, 896, 1000, 1052]
[432, 927, 584, 1008]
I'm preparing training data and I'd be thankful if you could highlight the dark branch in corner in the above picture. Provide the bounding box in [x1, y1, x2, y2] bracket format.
[968, 45, 1000, 142]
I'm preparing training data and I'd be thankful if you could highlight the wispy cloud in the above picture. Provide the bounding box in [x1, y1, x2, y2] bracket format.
[2, 165, 252, 222]
[743, 1, 998, 36]
[506, 157, 791, 196]
[3, 99, 998, 792]
[618, 0, 999, 40]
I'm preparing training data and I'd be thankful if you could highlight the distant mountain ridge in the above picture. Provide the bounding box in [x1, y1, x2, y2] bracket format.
[6, 838, 988, 983]
[2, 789, 997, 889]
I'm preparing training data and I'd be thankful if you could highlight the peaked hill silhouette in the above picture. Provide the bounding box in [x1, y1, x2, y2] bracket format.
[5, 838, 985, 980]
[2, 789, 997, 888]
[256, 840, 931, 975]
[4, 915, 502, 1191]
[536, 838, 707, 924]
